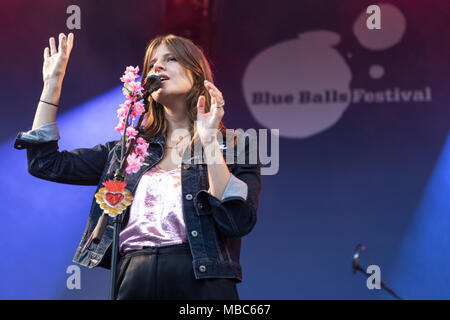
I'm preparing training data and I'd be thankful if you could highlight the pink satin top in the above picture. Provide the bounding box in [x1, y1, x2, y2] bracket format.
[119, 164, 188, 255]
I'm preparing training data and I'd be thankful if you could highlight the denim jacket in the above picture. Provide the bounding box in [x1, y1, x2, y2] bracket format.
[13, 122, 261, 282]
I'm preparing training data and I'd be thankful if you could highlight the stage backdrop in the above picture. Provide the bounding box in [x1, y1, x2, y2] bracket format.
[1, 0, 449, 299]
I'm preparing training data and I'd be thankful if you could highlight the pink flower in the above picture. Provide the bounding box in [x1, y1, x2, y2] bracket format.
[126, 127, 138, 139]
[135, 137, 149, 155]
[118, 99, 133, 118]
[136, 137, 148, 146]
[134, 142, 145, 153]
[125, 66, 139, 75]
[117, 106, 128, 118]
[120, 66, 140, 83]
[120, 72, 136, 83]
[115, 119, 125, 133]
[125, 153, 142, 174]
[137, 146, 149, 159]
[125, 151, 147, 175]
[132, 101, 145, 116]
[136, 137, 146, 145]
[127, 81, 143, 95]
[137, 153, 146, 163]
[122, 87, 131, 99]
[120, 99, 132, 108]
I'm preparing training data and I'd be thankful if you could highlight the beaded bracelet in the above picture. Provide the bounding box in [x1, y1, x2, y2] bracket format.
[39, 99, 58, 107]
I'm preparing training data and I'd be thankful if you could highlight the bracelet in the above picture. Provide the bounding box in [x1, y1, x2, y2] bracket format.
[39, 99, 58, 107]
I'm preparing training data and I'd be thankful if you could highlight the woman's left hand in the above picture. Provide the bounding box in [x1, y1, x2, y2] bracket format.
[196, 80, 225, 144]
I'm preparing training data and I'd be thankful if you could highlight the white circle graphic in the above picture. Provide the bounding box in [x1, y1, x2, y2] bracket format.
[242, 31, 352, 138]
[369, 64, 385, 79]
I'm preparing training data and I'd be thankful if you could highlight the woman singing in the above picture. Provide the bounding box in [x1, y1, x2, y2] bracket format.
[14, 32, 261, 300]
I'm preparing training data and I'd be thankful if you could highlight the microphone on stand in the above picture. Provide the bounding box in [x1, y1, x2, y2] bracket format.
[352, 243, 364, 274]
[142, 74, 162, 92]
[351, 243, 403, 300]
[130, 74, 162, 114]
[138, 74, 161, 107]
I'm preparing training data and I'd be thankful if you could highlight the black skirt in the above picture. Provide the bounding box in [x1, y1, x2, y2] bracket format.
[115, 242, 239, 300]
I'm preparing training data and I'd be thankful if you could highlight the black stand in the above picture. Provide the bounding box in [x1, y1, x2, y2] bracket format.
[109, 215, 121, 300]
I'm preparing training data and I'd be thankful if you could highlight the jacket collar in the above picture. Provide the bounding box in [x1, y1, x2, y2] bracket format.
[148, 134, 166, 146]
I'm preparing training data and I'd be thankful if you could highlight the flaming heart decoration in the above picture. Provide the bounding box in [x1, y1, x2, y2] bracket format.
[95, 180, 133, 217]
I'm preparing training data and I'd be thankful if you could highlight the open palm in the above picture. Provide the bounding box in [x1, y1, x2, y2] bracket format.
[43, 33, 74, 83]
[196, 80, 225, 143]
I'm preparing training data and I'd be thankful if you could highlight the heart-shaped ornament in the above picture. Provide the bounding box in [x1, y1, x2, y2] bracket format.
[104, 192, 125, 207]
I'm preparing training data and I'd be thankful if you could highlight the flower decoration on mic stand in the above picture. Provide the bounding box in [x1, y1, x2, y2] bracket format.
[95, 65, 151, 217]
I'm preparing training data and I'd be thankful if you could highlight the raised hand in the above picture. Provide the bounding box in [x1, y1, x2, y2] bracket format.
[42, 33, 74, 84]
[196, 80, 225, 144]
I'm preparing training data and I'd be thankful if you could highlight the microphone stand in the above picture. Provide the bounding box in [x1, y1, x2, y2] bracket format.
[352, 244, 403, 300]
[90, 75, 161, 300]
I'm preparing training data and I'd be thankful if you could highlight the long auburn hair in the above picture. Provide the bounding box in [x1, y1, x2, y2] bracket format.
[140, 34, 228, 150]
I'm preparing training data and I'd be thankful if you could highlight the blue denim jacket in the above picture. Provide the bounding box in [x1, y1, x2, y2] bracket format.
[13, 123, 261, 282]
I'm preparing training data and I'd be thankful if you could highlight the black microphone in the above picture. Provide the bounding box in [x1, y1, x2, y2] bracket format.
[137, 74, 162, 107]
[142, 74, 161, 93]
[352, 243, 364, 274]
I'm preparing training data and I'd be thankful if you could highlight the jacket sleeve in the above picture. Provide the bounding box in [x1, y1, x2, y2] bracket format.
[14, 122, 119, 186]
[206, 173, 248, 201]
[194, 134, 262, 238]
